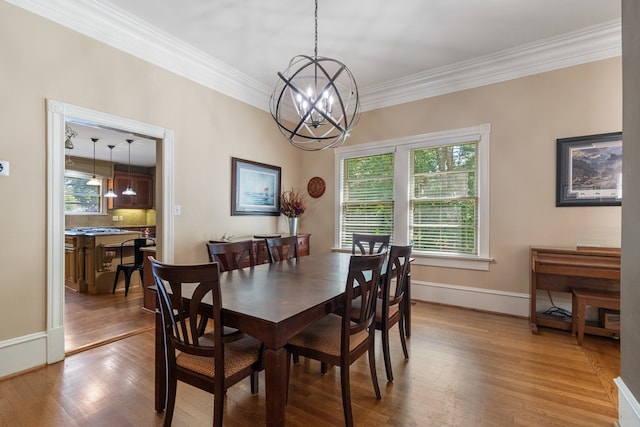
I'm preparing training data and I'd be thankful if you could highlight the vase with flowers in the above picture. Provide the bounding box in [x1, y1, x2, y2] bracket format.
[280, 188, 306, 236]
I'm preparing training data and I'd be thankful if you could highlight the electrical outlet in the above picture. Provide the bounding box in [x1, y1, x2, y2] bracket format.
[0, 160, 9, 176]
[174, 205, 181, 215]
[112, 216, 119, 221]
[119, 216, 124, 221]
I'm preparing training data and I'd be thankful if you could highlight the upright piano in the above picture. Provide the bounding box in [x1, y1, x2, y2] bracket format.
[529, 246, 620, 335]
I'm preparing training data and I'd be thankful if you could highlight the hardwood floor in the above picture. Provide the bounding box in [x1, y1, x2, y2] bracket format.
[1, 301, 619, 426]
[64, 285, 155, 355]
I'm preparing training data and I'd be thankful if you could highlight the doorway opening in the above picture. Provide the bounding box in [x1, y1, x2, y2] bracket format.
[46, 99, 175, 363]
[63, 122, 159, 354]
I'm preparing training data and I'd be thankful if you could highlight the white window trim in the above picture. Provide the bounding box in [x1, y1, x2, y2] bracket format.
[335, 124, 492, 271]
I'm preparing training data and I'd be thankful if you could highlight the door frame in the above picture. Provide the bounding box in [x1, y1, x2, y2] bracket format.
[46, 99, 175, 363]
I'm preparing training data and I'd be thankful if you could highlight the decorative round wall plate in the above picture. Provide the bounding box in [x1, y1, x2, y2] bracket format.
[307, 176, 326, 198]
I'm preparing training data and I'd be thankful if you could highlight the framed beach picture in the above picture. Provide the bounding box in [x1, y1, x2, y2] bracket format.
[231, 157, 281, 215]
[556, 132, 622, 207]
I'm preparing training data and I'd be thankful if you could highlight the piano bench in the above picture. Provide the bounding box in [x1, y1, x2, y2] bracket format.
[571, 289, 620, 346]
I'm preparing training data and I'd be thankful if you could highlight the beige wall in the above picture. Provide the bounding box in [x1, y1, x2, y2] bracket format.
[303, 58, 622, 296]
[0, 3, 302, 341]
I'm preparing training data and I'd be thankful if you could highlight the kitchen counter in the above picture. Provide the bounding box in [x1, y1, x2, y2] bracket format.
[65, 228, 141, 236]
[140, 246, 157, 311]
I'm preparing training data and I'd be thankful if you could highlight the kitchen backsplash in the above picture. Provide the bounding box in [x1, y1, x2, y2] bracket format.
[65, 209, 156, 228]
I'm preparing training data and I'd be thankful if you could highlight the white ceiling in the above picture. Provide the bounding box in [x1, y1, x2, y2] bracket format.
[14, 0, 621, 165]
[103, 0, 621, 91]
[65, 121, 157, 167]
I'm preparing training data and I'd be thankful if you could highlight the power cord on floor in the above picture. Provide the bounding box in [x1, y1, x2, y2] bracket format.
[541, 290, 572, 319]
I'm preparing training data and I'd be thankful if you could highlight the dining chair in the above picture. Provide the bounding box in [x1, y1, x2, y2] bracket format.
[149, 257, 263, 427]
[112, 237, 155, 296]
[351, 233, 390, 255]
[264, 236, 300, 263]
[264, 235, 302, 364]
[362, 244, 412, 382]
[206, 240, 255, 271]
[286, 253, 385, 427]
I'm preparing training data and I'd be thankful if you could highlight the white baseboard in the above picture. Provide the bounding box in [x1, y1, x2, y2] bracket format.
[0, 332, 47, 378]
[410, 279, 530, 317]
[615, 377, 640, 427]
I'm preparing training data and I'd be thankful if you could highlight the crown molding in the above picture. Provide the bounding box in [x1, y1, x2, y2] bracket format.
[360, 20, 621, 111]
[7, 0, 620, 113]
[6, 0, 272, 110]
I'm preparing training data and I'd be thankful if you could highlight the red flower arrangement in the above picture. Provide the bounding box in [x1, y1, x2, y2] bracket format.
[280, 188, 306, 218]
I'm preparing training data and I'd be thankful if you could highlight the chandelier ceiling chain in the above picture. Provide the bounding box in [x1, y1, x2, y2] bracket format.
[86, 137, 101, 186]
[104, 144, 118, 198]
[269, 0, 360, 151]
[122, 139, 137, 196]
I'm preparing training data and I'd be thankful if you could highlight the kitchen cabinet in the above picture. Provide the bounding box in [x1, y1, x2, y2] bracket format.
[85, 232, 143, 294]
[65, 235, 86, 292]
[111, 172, 154, 209]
[141, 246, 157, 311]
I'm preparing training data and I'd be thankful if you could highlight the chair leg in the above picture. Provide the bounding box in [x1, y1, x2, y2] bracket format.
[381, 326, 394, 382]
[213, 388, 225, 427]
[398, 317, 409, 360]
[321, 362, 329, 374]
[340, 365, 354, 427]
[124, 270, 133, 296]
[368, 343, 381, 400]
[250, 371, 259, 395]
[163, 374, 177, 427]
[286, 351, 292, 405]
[112, 268, 122, 293]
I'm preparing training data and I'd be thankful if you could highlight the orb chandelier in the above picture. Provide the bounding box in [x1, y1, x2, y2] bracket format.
[270, 0, 360, 151]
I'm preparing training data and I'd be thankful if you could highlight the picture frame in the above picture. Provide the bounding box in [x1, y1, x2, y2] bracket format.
[556, 132, 622, 207]
[231, 157, 281, 216]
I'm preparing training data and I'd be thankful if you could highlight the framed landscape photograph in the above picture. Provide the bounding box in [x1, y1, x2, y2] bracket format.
[556, 132, 622, 207]
[231, 157, 281, 215]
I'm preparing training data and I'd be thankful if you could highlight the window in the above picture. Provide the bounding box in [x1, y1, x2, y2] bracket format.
[65, 172, 103, 214]
[340, 153, 394, 248]
[336, 124, 490, 270]
[410, 142, 477, 255]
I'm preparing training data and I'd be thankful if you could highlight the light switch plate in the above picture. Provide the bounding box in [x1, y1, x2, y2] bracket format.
[0, 160, 9, 176]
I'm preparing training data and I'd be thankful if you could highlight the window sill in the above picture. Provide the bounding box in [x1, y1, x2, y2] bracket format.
[330, 248, 493, 271]
[411, 253, 493, 271]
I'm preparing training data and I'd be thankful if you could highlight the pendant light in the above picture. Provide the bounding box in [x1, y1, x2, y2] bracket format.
[122, 139, 136, 196]
[104, 145, 118, 198]
[86, 137, 101, 185]
[269, 0, 360, 151]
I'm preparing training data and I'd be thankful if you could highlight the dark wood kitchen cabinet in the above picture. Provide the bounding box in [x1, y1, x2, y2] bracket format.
[111, 172, 154, 209]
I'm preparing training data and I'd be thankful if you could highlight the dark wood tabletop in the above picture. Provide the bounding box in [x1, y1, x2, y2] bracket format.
[155, 252, 355, 426]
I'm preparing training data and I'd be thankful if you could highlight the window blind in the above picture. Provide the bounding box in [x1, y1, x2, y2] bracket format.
[410, 141, 478, 255]
[340, 153, 394, 248]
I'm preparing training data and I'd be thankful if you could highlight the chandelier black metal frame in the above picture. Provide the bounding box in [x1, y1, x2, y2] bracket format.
[270, 0, 360, 151]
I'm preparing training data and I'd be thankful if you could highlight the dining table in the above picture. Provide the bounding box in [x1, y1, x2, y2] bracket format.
[153, 251, 411, 426]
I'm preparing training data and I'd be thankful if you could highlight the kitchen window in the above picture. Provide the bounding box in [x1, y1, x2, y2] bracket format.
[64, 171, 104, 214]
[335, 124, 491, 270]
